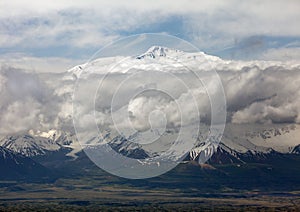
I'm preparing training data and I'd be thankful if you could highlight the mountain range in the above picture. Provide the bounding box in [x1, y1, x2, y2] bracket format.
[0, 123, 299, 180]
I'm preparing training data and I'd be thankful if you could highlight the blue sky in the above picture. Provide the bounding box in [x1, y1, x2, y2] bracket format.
[0, 1, 299, 72]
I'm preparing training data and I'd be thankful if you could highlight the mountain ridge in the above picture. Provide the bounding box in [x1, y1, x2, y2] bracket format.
[0, 124, 299, 166]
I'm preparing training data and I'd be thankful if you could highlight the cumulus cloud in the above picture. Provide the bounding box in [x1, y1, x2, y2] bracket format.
[0, 98, 42, 134]
[0, 67, 70, 135]
[222, 65, 300, 124]
[232, 101, 299, 124]
[126, 90, 202, 131]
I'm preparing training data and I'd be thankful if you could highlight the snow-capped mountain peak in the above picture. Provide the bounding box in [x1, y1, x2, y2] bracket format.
[0, 130, 76, 157]
[136, 46, 183, 59]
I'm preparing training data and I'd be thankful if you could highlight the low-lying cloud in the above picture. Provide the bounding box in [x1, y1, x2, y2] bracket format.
[221, 65, 300, 124]
[0, 67, 67, 135]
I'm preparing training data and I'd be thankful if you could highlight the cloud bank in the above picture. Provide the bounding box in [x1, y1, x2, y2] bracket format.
[0, 49, 300, 136]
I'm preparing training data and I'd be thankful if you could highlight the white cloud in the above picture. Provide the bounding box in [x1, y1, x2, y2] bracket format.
[0, 1, 224, 17]
[0, 98, 42, 134]
[0, 54, 83, 73]
[232, 102, 299, 124]
[222, 64, 300, 124]
[261, 47, 300, 62]
[0, 1, 299, 51]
